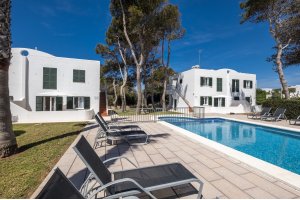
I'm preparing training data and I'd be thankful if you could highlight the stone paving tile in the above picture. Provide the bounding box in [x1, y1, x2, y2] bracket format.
[214, 158, 249, 175]
[157, 147, 177, 159]
[242, 173, 296, 198]
[138, 161, 154, 167]
[213, 167, 255, 190]
[164, 143, 183, 152]
[193, 153, 221, 169]
[68, 157, 86, 174]
[211, 179, 251, 199]
[132, 150, 152, 163]
[274, 181, 300, 197]
[173, 151, 197, 163]
[196, 148, 221, 159]
[180, 146, 199, 155]
[149, 153, 168, 165]
[193, 172, 224, 199]
[142, 144, 159, 155]
[244, 187, 275, 199]
[121, 156, 138, 170]
[189, 162, 222, 182]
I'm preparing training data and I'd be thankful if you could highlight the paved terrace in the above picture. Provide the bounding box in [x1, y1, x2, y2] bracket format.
[32, 115, 300, 199]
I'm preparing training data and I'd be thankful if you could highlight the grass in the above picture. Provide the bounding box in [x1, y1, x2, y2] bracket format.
[0, 122, 87, 198]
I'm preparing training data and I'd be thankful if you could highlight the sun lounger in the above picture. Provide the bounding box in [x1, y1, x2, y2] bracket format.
[73, 136, 204, 199]
[94, 116, 148, 148]
[247, 107, 271, 119]
[96, 114, 141, 131]
[289, 115, 300, 125]
[261, 108, 286, 121]
[36, 168, 84, 199]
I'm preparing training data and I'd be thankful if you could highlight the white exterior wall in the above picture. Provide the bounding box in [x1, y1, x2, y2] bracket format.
[171, 66, 256, 114]
[9, 48, 100, 123]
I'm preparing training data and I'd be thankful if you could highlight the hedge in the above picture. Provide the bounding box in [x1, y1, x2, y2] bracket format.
[262, 99, 300, 119]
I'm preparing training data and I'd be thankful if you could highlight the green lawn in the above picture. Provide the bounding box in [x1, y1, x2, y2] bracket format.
[0, 122, 87, 198]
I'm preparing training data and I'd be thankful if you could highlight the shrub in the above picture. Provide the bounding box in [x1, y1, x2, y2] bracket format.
[262, 99, 300, 119]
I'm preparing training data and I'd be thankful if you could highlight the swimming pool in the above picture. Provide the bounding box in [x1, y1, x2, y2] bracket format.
[160, 117, 300, 175]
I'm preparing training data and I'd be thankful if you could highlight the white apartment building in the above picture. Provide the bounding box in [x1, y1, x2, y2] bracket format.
[167, 65, 256, 113]
[9, 48, 100, 123]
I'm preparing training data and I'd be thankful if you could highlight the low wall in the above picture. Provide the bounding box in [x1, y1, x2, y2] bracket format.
[204, 105, 248, 114]
[11, 102, 95, 123]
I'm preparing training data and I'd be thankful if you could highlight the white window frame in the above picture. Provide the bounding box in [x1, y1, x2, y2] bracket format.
[245, 80, 252, 89]
[203, 96, 209, 106]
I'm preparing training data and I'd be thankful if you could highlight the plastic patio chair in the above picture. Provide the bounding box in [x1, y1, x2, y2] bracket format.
[73, 136, 204, 199]
[247, 107, 271, 119]
[96, 114, 141, 131]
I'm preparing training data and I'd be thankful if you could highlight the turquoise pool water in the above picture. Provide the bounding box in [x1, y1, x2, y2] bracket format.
[160, 117, 300, 175]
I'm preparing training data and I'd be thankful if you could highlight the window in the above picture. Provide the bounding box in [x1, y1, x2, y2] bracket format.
[200, 77, 212, 87]
[213, 97, 225, 107]
[73, 70, 85, 83]
[216, 78, 222, 92]
[232, 79, 239, 92]
[179, 79, 183, 84]
[43, 67, 57, 89]
[200, 96, 212, 106]
[233, 96, 240, 100]
[243, 80, 253, 89]
[36, 96, 63, 111]
[67, 96, 90, 109]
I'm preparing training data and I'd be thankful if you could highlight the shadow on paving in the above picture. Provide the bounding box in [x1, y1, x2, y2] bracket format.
[69, 129, 199, 198]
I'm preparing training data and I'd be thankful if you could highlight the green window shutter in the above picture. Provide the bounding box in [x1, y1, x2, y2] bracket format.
[208, 97, 212, 106]
[73, 70, 85, 83]
[200, 97, 204, 105]
[43, 68, 57, 89]
[236, 80, 239, 91]
[80, 71, 85, 82]
[214, 98, 218, 107]
[243, 80, 246, 88]
[221, 98, 225, 107]
[67, 97, 73, 109]
[56, 97, 63, 111]
[200, 77, 204, 86]
[232, 80, 235, 92]
[217, 78, 222, 92]
[84, 97, 90, 109]
[36, 96, 43, 111]
[209, 78, 212, 86]
[250, 81, 253, 89]
[73, 70, 78, 82]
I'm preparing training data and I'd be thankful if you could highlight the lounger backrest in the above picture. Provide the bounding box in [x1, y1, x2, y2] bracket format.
[261, 107, 271, 115]
[95, 115, 108, 132]
[98, 114, 109, 126]
[73, 136, 112, 186]
[273, 108, 286, 117]
[36, 168, 84, 199]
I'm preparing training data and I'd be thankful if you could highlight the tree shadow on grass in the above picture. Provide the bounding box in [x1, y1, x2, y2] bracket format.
[14, 130, 26, 137]
[18, 130, 81, 153]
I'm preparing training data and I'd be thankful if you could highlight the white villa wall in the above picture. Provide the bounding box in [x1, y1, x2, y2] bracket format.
[170, 66, 256, 113]
[9, 48, 100, 123]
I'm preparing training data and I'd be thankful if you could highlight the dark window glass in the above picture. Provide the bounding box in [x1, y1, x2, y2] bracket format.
[56, 97, 63, 111]
[84, 97, 90, 109]
[232, 79, 239, 92]
[67, 97, 73, 109]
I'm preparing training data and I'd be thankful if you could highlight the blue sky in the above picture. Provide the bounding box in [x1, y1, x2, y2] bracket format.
[11, 0, 299, 88]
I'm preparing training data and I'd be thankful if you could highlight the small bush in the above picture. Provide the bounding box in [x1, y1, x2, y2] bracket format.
[262, 99, 300, 119]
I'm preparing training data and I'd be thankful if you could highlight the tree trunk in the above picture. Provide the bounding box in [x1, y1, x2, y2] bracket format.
[112, 78, 118, 108]
[0, 68, 17, 157]
[276, 43, 290, 99]
[120, 69, 127, 112]
[136, 66, 142, 114]
[162, 39, 171, 111]
[0, 0, 17, 158]
[119, 0, 144, 114]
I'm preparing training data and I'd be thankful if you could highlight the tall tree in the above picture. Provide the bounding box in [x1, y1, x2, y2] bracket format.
[158, 4, 185, 111]
[240, 0, 299, 99]
[0, 0, 17, 157]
